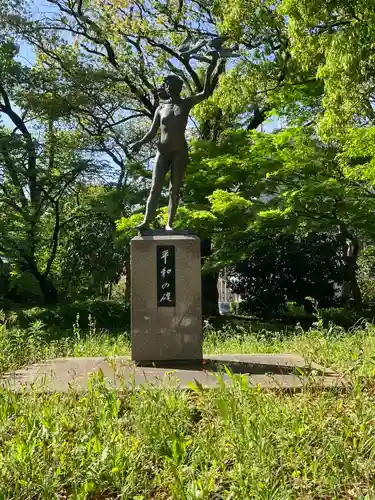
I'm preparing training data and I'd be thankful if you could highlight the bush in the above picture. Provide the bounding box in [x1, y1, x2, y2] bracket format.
[229, 232, 346, 317]
[278, 305, 375, 330]
[13, 299, 130, 332]
[320, 307, 375, 329]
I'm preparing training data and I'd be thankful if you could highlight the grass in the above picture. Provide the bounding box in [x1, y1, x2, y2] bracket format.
[2, 312, 375, 377]
[1, 313, 375, 498]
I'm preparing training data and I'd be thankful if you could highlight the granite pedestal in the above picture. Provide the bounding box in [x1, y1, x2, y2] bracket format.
[131, 232, 202, 363]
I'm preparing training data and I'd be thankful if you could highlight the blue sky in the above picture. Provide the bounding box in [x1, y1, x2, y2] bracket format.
[0, 0, 50, 127]
[19, 0, 53, 65]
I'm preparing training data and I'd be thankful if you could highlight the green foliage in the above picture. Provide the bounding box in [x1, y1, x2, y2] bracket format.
[116, 213, 144, 235]
[0, 310, 130, 374]
[7, 270, 43, 303]
[14, 299, 130, 332]
[230, 301, 241, 315]
[230, 232, 347, 316]
[280, 0, 375, 135]
[211, 0, 320, 127]
[320, 307, 375, 330]
[357, 246, 375, 303]
[56, 209, 128, 298]
[276, 305, 375, 330]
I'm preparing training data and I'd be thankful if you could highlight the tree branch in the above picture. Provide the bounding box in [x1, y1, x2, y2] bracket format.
[145, 37, 203, 91]
[0, 83, 39, 207]
[247, 106, 267, 131]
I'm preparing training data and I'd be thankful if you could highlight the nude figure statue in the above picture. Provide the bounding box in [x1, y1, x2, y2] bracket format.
[131, 52, 220, 232]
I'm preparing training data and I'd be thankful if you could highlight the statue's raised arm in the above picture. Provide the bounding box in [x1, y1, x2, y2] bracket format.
[185, 52, 220, 109]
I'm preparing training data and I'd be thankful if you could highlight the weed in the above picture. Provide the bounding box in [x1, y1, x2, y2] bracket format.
[0, 317, 375, 497]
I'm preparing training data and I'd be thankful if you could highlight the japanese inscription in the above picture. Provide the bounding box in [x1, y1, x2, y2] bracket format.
[157, 245, 176, 307]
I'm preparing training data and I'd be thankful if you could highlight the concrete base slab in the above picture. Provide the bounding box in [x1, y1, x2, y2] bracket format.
[1, 354, 346, 392]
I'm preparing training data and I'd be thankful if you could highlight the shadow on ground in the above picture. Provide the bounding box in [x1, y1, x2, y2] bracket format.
[136, 353, 332, 377]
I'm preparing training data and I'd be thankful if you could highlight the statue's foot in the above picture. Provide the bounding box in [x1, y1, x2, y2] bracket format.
[136, 221, 149, 233]
[165, 224, 173, 231]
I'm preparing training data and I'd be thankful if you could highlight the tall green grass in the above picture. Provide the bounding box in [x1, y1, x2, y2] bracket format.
[1, 314, 375, 497]
[1, 361, 375, 498]
[0, 312, 131, 375]
[1, 311, 375, 378]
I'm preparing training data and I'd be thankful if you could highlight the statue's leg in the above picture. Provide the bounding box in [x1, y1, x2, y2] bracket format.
[166, 147, 189, 230]
[137, 152, 168, 230]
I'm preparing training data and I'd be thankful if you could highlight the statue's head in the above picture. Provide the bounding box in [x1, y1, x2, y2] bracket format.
[164, 74, 183, 98]
[156, 85, 170, 101]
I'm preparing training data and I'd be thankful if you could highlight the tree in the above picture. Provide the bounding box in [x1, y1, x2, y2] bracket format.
[281, 0, 375, 135]
[229, 232, 346, 317]
[4, 0, 324, 313]
[54, 186, 130, 299]
[5, 0, 374, 315]
[156, 126, 375, 310]
[255, 127, 375, 308]
[0, 37, 103, 303]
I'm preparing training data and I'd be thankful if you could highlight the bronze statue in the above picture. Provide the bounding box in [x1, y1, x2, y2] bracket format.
[131, 38, 238, 232]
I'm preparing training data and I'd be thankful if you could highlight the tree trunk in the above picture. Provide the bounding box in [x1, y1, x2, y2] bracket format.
[20, 254, 58, 305]
[24, 259, 58, 305]
[201, 239, 219, 316]
[34, 271, 59, 305]
[341, 280, 351, 302]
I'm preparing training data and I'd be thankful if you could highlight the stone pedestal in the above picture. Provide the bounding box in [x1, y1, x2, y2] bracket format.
[131, 232, 202, 362]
